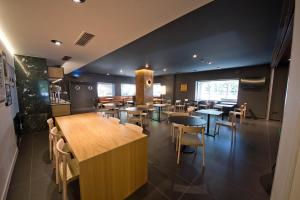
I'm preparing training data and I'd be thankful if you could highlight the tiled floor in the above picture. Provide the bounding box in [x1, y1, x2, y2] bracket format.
[7, 113, 281, 200]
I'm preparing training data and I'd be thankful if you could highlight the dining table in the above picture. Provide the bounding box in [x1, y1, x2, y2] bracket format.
[153, 103, 167, 122]
[196, 109, 223, 137]
[55, 113, 148, 200]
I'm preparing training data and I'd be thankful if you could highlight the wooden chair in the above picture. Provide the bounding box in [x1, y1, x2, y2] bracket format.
[108, 117, 120, 125]
[50, 127, 63, 184]
[187, 106, 196, 115]
[214, 111, 237, 140]
[234, 104, 245, 122]
[56, 139, 79, 200]
[125, 123, 143, 133]
[169, 112, 189, 143]
[47, 118, 54, 160]
[127, 110, 144, 127]
[176, 126, 205, 166]
[175, 100, 185, 111]
[162, 105, 175, 122]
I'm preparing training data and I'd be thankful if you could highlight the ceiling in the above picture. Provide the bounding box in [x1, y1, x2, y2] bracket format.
[80, 0, 284, 77]
[0, 0, 212, 74]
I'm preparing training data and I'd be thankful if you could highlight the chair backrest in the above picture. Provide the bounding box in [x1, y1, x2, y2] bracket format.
[127, 110, 143, 119]
[170, 112, 189, 117]
[108, 117, 120, 124]
[125, 123, 143, 133]
[175, 100, 181, 105]
[50, 127, 61, 156]
[47, 118, 54, 131]
[166, 105, 175, 112]
[187, 106, 195, 113]
[229, 111, 237, 125]
[179, 125, 205, 144]
[243, 103, 247, 110]
[56, 138, 71, 181]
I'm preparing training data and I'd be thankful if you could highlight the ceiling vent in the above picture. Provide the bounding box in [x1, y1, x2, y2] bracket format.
[62, 56, 72, 61]
[75, 32, 95, 46]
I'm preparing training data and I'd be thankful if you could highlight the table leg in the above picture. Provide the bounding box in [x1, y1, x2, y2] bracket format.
[205, 114, 215, 137]
[158, 107, 161, 122]
[207, 114, 210, 134]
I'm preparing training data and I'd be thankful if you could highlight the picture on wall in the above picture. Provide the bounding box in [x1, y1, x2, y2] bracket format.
[0, 55, 6, 105]
[180, 83, 188, 92]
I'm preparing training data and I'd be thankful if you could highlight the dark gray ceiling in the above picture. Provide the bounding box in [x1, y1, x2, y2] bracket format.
[79, 0, 283, 77]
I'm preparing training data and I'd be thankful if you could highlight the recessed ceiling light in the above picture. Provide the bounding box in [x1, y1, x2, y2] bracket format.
[120, 69, 123, 73]
[163, 68, 167, 72]
[192, 54, 197, 58]
[217, 67, 222, 69]
[208, 61, 213, 65]
[106, 73, 110, 76]
[145, 64, 149, 68]
[288, 58, 291, 61]
[72, 0, 86, 4]
[51, 40, 62, 46]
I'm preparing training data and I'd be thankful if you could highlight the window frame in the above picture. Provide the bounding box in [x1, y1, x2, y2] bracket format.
[121, 83, 136, 96]
[195, 79, 239, 101]
[97, 82, 115, 97]
[153, 83, 161, 97]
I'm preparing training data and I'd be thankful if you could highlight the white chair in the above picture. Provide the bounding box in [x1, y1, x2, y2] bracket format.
[108, 117, 120, 124]
[214, 111, 237, 140]
[127, 110, 144, 127]
[56, 139, 79, 200]
[125, 123, 143, 133]
[176, 126, 205, 166]
[50, 127, 62, 184]
[162, 105, 175, 122]
[47, 118, 54, 160]
[175, 100, 185, 111]
[234, 104, 245, 122]
[169, 112, 189, 143]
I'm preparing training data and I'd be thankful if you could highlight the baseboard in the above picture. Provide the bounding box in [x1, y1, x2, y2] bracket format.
[1, 148, 18, 200]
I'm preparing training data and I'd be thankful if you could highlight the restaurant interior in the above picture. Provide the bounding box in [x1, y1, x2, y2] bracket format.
[0, 0, 300, 200]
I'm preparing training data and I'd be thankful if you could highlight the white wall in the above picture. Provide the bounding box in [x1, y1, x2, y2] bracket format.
[271, 1, 300, 200]
[0, 40, 18, 200]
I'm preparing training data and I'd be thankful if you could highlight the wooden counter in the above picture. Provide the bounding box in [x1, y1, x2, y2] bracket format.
[55, 113, 148, 200]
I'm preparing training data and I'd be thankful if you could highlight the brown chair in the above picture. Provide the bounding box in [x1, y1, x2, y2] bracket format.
[234, 104, 245, 122]
[214, 111, 237, 140]
[176, 126, 206, 166]
[162, 105, 175, 122]
[56, 139, 79, 200]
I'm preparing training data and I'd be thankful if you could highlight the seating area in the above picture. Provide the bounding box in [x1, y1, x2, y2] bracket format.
[1, 1, 299, 200]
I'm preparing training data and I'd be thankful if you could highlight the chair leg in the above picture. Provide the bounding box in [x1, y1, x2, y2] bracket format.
[202, 146, 205, 167]
[177, 144, 181, 164]
[217, 125, 220, 134]
[172, 127, 175, 143]
[58, 175, 62, 193]
[214, 125, 217, 135]
[55, 155, 59, 185]
[49, 138, 52, 161]
[63, 180, 68, 200]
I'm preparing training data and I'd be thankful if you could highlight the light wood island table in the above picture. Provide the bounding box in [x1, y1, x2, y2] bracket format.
[55, 112, 148, 200]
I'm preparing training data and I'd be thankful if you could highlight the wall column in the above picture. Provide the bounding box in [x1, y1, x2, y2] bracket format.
[266, 67, 275, 120]
[135, 69, 153, 105]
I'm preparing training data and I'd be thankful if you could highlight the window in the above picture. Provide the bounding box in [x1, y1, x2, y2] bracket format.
[195, 79, 239, 101]
[153, 83, 161, 97]
[97, 82, 115, 97]
[121, 84, 136, 96]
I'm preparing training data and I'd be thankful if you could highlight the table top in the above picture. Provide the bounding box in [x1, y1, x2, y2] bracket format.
[124, 107, 148, 111]
[55, 113, 147, 162]
[168, 116, 206, 126]
[214, 104, 235, 108]
[153, 104, 167, 107]
[197, 109, 223, 115]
